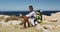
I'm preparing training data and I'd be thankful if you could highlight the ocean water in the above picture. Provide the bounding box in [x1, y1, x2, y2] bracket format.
[0, 11, 30, 16]
[42, 11, 60, 16]
[0, 11, 60, 16]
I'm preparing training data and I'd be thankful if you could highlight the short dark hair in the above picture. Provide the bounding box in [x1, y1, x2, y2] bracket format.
[29, 5, 33, 8]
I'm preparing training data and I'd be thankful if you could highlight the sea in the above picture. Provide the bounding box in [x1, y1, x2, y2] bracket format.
[0, 11, 60, 16]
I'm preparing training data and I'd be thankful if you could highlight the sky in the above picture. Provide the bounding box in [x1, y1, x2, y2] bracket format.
[0, 0, 60, 11]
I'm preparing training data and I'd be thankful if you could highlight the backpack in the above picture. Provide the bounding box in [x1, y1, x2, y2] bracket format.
[35, 10, 42, 23]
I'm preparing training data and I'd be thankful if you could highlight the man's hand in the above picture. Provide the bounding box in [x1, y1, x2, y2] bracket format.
[23, 16, 28, 20]
[20, 16, 23, 18]
[19, 15, 29, 21]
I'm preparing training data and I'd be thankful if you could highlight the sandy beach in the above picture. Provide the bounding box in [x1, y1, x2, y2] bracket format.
[0, 12, 60, 32]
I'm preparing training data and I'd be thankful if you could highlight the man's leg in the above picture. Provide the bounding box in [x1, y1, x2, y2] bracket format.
[23, 17, 30, 28]
[24, 20, 26, 28]
[27, 21, 30, 27]
[22, 17, 28, 28]
[34, 21, 38, 26]
[28, 19, 35, 27]
[21, 20, 27, 29]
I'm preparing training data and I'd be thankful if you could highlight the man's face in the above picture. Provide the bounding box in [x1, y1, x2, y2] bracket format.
[29, 7, 33, 12]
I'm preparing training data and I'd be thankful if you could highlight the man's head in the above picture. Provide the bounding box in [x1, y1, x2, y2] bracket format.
[29, 5, 33, 12]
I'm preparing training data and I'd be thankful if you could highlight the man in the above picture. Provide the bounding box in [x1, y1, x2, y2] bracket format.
[20, 5, 37, 29]
[26, 5, 37, 26]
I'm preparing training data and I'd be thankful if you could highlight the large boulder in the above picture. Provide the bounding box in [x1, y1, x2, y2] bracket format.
[4, 16, 18, 22]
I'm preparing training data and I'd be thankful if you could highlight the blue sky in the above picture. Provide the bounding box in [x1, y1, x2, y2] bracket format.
[0, 0, 60, 11]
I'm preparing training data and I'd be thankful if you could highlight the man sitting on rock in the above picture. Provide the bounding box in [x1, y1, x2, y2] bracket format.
[20, 5, 38, 29]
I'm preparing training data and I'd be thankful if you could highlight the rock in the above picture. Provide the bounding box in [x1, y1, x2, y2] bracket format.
[0, 15, 4, 17]
[56, 25, 60, 28]
[35, 24, 51, 32]
[43, 30, 51, 32]
[0, 20, 22, 27]
[8, 20, 22, 25]
[3, 15, 10, 19]
[42, 25, 55, 31]
[35, 24, 41, 30]
[43, 12, 60, 21]
[4, 16, 18, 22]
[0, 21, 10, 27]
[48, 19, 57, 22]
[42, 20, 50, 24]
